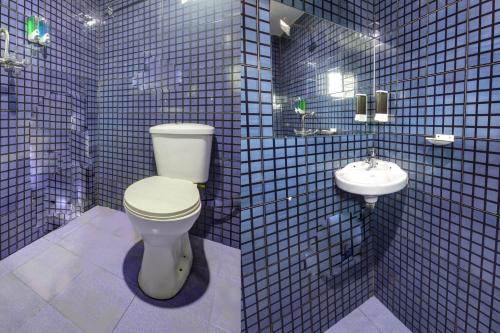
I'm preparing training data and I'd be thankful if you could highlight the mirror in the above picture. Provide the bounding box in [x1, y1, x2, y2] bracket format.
[270, 1, 376, 137]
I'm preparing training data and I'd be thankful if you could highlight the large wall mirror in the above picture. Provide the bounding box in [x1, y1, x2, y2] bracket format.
[270, 1, 376, 137]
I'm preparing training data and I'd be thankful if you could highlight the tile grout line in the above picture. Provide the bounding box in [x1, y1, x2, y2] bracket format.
[359, 297, 412, 333]
[111, 294, 137, 332]
[358, 309, 385, 333]
[5, 208, 126, 332]
[8, 264, 85, 332]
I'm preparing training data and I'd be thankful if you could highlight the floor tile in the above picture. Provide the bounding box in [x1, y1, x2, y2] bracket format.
[0, 238, 52, 277]
[113, 296, 214, 333]
[359, 297, 412, 333]
[1, 206, 241, 333]
[43, 218, 85, 243]
[0, 273, 47, 332]
[324, 309, 379, 333]
[56, 222, 111, 255]
[0, 261, 10, 279]
[82, 209, 132, 238]
[57, 222, 134, 279]
[197, 238, 240, 288]
[14, 244, 84, 301]
[18, 304, 83, 333]
[324, 297, 413, 333]
[209, 279, 241, 332]
[126, 262, 216, 323]
[51, 265, 134, 333]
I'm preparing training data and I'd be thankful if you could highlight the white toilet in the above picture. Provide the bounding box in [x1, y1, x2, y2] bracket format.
[123, 123, 214, 299]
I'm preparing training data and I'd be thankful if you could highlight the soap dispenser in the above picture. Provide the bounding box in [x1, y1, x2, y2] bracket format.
[26, 16, 50, 46]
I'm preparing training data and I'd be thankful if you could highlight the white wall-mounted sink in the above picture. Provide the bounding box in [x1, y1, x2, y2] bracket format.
[335, 159, 408, 207]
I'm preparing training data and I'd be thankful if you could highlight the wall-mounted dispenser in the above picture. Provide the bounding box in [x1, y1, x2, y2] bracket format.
[375, 90, 389, 122]
[355, 94, 367, 122]
[26, 16, 50, 46]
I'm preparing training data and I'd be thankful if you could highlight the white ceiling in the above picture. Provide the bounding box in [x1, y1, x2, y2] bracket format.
[270, 1, 304, 37]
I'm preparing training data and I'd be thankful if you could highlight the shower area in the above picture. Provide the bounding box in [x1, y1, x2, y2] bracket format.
[0, 0, 99, 258]
[0, 0, 240, 259]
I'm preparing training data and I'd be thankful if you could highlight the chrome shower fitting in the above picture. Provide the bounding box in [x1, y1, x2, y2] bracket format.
[0, 28, 28, 70]
[0, 28, 10, 59]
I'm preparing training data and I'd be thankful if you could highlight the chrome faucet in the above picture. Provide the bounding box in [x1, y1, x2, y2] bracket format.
[365, 148, 377, 168]
[300, 111, 315, 130]
[294, 111, 318, 136]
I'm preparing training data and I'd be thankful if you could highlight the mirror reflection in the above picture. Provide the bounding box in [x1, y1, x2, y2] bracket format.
[270, 1, 376, 137]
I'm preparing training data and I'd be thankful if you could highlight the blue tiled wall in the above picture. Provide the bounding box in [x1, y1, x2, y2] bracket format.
[0, 0, 99, 259]
[95, 0, 241, 248]
[241, 135, 374, 332]
[241, 0, 376, 331]
[243, 0, 500, 331]
[275, 0, 374, 35]
[373, 0, 500, 332]
[0, 0, 241, 258]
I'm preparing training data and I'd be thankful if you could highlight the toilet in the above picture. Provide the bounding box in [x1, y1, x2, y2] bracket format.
[123, 123, 214, 299]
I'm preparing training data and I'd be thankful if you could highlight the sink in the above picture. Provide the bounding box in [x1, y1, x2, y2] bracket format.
[335, 159, 408, 207]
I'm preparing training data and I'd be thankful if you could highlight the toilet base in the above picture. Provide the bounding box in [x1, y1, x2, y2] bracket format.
[138, 233, 193, 300]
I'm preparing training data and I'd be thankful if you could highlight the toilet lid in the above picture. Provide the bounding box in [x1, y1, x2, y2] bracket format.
[124, 176, 200, 220]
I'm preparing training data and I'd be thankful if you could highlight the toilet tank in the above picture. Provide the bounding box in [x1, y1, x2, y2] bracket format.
[149, 123, 214, 183]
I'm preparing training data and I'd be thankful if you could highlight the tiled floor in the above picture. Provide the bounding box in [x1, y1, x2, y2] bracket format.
[325, 297, 412, 333]
[0, 206, 241, 333]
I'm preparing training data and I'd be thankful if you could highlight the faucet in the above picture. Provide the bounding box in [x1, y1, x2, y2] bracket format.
[365, 148, 377, 168]
[293, 111, 318, 136]
[0, 28, 10, 60]
[300, 111, 315, 130]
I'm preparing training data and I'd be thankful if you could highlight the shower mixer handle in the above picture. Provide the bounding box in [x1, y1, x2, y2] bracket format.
[0, 27, 28, 70]
[0, 28, 10, 60]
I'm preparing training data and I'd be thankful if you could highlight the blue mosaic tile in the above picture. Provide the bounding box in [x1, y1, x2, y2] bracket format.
[96, 0, 241, 247]
[374, 0, 500, 332]
[0, 0, 100, 258]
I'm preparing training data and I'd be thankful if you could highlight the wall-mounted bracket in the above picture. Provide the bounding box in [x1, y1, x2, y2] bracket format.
[425, 134, 454, 146]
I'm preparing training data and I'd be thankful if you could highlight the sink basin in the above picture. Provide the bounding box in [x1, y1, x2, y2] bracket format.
[335, 159, 408, 206]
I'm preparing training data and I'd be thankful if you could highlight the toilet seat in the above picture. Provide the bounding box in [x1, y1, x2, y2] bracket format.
[124, 176, 200, 221]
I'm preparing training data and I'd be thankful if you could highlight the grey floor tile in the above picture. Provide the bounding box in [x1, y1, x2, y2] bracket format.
[14, 244, 84, 301]
[0, 261, 10, 279]
[51, 265, 134, 333]
[113, 296, 214, 333]
[359, 297, 412, 333]
[324, 309, 379, 333]
[56, 223, 111, 255]
[82, 209, 132, 238]
[1, 206, 242, 333]
[18, 304, 83, 333]
[43, 218, 85, 243]
[0, 238, 52, 277]
[42, 206, 114, 245]
[57, 222, 134, 280]
[0, 273, 47, 332]
[209, 279, 241, 332]
[325, 298, 413, 333]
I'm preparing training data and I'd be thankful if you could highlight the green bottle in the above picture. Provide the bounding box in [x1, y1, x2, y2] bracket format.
[295, 98, 307, 114]
[26, 16, 39, 43]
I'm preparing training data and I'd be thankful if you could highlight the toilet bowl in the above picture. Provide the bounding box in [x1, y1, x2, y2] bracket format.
[123, 123, 214, 299]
